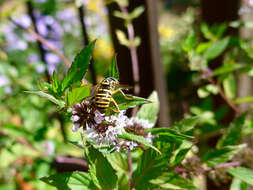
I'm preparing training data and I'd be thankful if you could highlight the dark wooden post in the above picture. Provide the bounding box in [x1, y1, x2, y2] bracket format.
[201, 1, 240, 189]
[106, 0, 170, 126]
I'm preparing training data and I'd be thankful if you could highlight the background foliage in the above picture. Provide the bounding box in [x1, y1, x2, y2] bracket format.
[1, 0, 253, 190]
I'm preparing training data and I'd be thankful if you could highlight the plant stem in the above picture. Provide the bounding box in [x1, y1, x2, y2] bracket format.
[208, 77, 239, 113]
[174, 161, 241, 173]
[119, 5, 140, 96]
[127, 151, 133, 190]
[202, 68, 239, 113]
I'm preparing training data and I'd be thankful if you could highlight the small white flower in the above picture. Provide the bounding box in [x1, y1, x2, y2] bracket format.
[72, 123, 80, 132]
[71, 115, 80, 122]
[131, 117, 154, 129]
[94, 110, 104, 124]
[125, 141, 138, 150]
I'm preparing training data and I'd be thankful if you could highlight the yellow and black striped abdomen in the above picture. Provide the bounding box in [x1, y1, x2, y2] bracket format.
[95, 84, 112, 112]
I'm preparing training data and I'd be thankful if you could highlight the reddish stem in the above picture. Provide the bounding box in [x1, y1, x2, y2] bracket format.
[127, 151, 133, 190]
[119, 5, 140, 96]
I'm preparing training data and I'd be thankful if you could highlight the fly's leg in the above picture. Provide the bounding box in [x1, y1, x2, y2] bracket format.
[111, 98, 120, 112]
[112, 89, 133, 100]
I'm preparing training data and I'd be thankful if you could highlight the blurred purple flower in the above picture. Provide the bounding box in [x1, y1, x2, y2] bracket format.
[45, 53, 60, 75]
[35, 0, 46, 3]
[13, 14, 31, 28]
[42, 40, 63, 50]
[2, 24, 28, 50]
[5, 86, 12, 94]
[28, 53, 40, 63]
[28, 54, 45, 73]
[23, 33, 36, 42]
[0, 75, 8, 87]
[45, 53, 60, 64]
[56, 8, 79, 33]
[36, 15, 63, 38]
[42, 140, 55, 155]
[56, 8, 76, 21]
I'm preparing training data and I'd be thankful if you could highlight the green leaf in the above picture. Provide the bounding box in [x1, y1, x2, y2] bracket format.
[203, 37, 230, 61]
[223, 74, 236, 99]
[196, 42, 212, 54]
[132, 149, 168, 189]
[147, 128, 193, 141]
[228, 167, 253, 186]
[107, 55, 119, 80]
[67, 86, 90, 106]
[115, 30, 130, 47]
[197, 84, 219, 98]
[107, 152, 129, 174]
[182, 30, 196, 52]
[85, 145, 118, 189]
[2, 123, 32, 141]
[201, 23, 216, 41]
[169, 141, 193, 167]
[200, 144, 246, 167]
[150, 172, 199, 190]
[110, 91, 150, 111]
[62, 41, 96, 91]
[171, 116, 200, 134]
[230, 177, 248, 190]
[41, 172, 94, 190]
[217, 113, 246, 148]
[52, 71, 61, 94]
[233, 96, 253, 104]
[118, 131, 161, 154]
[129, 6, 144, 20]
[212, 64, 242, 76]
[137, 91, 159, 124]
[25, 91, 65, 108]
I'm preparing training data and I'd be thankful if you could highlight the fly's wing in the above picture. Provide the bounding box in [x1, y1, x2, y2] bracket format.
[90, 83, 101, 98]
[116, 84, 133, 91]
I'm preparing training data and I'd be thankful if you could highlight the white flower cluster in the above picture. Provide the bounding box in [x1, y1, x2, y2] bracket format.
[70, 106, 155, 151]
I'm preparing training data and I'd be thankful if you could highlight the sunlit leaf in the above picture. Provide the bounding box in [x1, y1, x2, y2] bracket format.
[118, 131, 161, 154]
[203, 37, 229, 61]
[62, 41, 96, 91]
[107, 55, 119, 80]
[230, 177, 248, 190]
[137, 91, 159, 124]
[25, 91, 65, 108]
[233, 96, 253, 104]
[85, 145, 118, 189]
[223, 74, 236, 99]
[52, 71, 61, 95]
[147, 128, 193, 141]
[150, 172, 199, 190]
[217, 113, 246, 148]
[201, 144, 246, 167]
[169, 141, 193, 167]
[171, 116, 200, 134]
[41, 172, 94, 190]
[228, 167, 253, 186]
[67, 86, 90, 106]
[132, 149, 167, 189]
[212, 64, 242, 76]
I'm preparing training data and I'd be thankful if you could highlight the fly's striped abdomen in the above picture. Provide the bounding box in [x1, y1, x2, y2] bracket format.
[95, 83, 112, 112]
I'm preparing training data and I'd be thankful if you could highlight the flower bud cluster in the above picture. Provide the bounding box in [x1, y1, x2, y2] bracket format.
[70, 100, 154, 151]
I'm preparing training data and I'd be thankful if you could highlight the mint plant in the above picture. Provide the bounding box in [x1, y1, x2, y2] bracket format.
[27, 39, 253, 190]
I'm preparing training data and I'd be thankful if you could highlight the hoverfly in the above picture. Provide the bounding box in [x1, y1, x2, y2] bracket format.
[92, 77, 132, 113]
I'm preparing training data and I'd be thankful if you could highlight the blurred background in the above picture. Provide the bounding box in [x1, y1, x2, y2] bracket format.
[1, 0, 253, 189]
